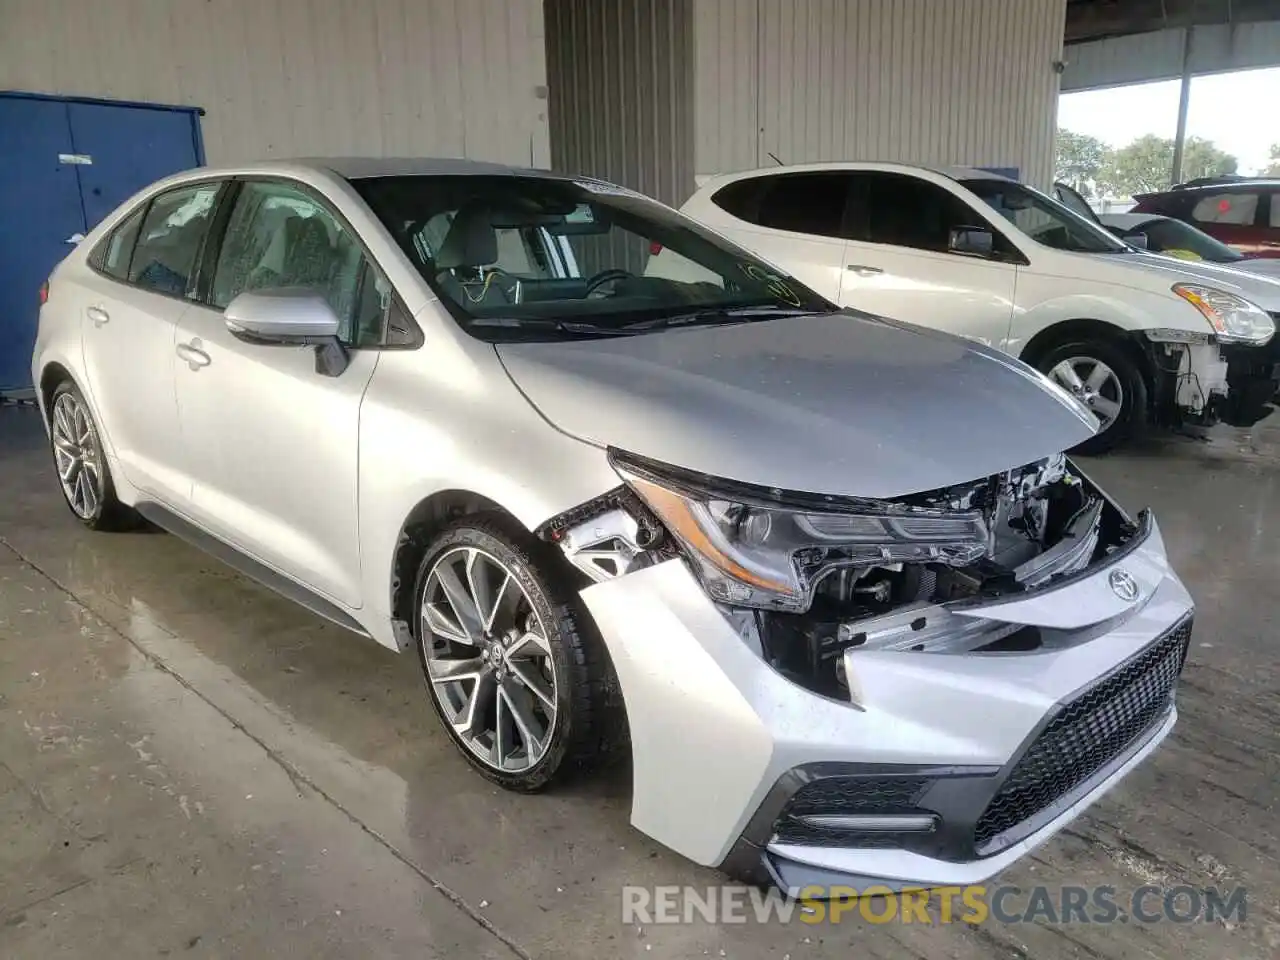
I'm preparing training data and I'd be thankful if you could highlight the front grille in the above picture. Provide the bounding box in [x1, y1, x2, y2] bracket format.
[974, 618, 1192, 850]
[774, 776, 930, 848]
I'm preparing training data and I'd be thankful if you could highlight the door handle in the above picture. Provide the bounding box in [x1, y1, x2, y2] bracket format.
[86, 306, 110, 326]
[846, 264, 884, 277]
[176, 339, 211, 370]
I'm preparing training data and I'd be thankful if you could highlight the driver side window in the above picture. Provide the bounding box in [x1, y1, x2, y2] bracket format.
[211, 181, 391, 347]
[856, 173, 990, 254]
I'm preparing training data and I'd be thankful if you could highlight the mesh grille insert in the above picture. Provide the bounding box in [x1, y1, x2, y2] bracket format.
[974, 618, 1191, 850]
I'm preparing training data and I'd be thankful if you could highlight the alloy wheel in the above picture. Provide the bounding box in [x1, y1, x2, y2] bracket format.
[420, 547, 558, 773]
[1049, 356, 1125, 432]
[51, 391, 102, 520]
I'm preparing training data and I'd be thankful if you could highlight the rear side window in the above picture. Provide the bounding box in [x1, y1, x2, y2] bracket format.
[128, 183, 222, 297]
[713, 173, 849, 239]
[1191, 192, 1259, 226]
[95, 206, 146, 280]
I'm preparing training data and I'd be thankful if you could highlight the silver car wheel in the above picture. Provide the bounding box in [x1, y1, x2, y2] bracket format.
[51, 391, 102, 520]
[1049, 356, 1124, 432]
[421, 547, 557, 773]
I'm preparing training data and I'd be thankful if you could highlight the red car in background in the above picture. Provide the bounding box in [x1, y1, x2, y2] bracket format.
[1133, 176, 1280, 259]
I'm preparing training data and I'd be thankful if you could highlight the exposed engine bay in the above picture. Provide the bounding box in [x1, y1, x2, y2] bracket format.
[540, 453, 1141, 700]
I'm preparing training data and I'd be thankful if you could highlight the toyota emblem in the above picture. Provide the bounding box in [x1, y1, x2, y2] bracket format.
[1108, 569, 1139, 602]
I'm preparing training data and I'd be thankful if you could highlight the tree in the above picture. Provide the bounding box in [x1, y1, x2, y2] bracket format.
[1264, 143, 1280, 177]
[1181, 137, 1239, 183]
[1099, 135, 1237, 196]
[1055, 129, 1109, 197]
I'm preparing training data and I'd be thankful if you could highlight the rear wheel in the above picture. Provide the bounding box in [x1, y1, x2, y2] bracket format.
[48, 380, 139, 530]
[1037, 338, 1148, 455]
[412, 514, 624, 791]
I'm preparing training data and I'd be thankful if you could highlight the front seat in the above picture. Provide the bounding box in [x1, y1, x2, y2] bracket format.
[433, 203, 511, 307]
[281, 216, 335, 291]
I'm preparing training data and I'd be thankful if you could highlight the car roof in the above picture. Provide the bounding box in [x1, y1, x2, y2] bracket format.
[300, 157, 570, 180]
[169, 157, 573, 182]
[1172, 176, 1280, 191]
[1098, 212, 1163, 228]
[694, 160, 1013, 191]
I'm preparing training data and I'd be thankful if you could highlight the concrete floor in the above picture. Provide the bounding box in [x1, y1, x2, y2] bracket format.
[0, 402, 1277, 959]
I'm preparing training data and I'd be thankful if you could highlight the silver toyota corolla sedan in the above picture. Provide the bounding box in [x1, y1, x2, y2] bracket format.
[32, 158, 1194, 894]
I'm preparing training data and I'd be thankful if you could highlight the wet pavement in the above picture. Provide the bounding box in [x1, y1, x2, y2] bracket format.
[0, 402, 1277, 959]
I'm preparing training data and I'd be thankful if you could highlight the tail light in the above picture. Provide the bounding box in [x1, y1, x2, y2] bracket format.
[649, 241, 663, 256]
[38, 280, 49, 305]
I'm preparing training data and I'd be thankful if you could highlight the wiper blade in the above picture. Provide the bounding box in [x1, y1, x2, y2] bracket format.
[467, 316, 633, 336]
[621, 305, 815, 331]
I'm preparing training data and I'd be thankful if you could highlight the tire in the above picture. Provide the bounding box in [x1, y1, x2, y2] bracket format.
[1036, 338, 1149, 455]
[47, 380, 140, 531]
[412, 512, 625, 792]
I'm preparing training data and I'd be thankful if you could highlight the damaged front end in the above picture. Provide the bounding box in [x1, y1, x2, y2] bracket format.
[544, 450, 1140, 700]
[537, 449, 1191, 887]
[1140, 287, 1280, 428]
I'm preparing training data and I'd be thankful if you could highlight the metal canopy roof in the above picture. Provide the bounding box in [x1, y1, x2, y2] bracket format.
[1066, 0, 1280, 44]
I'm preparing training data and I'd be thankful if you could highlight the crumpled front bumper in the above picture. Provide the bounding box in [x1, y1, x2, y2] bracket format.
[580, 515, 1193, 891]
[1215, 334, 1280, 426]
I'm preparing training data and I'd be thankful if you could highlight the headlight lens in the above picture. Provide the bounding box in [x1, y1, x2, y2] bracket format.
[614, 457, 988, 611]
[1173, 283, 1275, 345]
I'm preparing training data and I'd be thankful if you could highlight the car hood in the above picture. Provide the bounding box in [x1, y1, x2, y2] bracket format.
[1228, 257, 1280, 280]
[495, 312, 1096, 499]
[1054, 249, 1280, 311]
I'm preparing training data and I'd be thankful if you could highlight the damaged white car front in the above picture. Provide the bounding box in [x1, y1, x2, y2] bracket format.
[1144, 281, 1277, 428]
[542, 449, 1194, 893]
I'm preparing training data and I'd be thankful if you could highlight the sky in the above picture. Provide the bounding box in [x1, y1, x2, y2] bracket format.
[1057, 66, 1280, 174]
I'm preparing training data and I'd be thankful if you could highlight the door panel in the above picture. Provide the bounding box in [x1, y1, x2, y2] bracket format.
[174, 304, 376, 607]
[66, 101, 201, 228]
[76, 274, 187, 499]
[172, 177, 390, 607]
[79, 180, 224, 504]
[0, 97, 86, 390]
[839, 241, 1018, 348]
[727, 226, 847, 303]
[841, 171, 1018, 348]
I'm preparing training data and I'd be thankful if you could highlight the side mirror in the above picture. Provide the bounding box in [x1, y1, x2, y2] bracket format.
[948, 226, 995, 257]
[225, 288, 341, 342]
[1122, 232, 1149, 250]
[224, 288, 349, 376]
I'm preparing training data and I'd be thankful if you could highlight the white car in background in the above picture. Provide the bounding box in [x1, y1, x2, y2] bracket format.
[679, 163, 1280, 452]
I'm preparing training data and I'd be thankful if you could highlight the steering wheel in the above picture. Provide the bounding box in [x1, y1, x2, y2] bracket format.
[585, 269, 633, 298]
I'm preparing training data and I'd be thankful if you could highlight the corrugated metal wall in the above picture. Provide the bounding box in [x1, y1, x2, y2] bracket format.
[694, 0, 1068, 188]
[1062, 21, 1280, 92]
[545, 0, 695, 206]
[0, 0, 550, 167]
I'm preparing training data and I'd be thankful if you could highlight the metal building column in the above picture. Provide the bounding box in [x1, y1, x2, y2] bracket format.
[545, 0, 696, 207]
[1169, 26, 1195, 186]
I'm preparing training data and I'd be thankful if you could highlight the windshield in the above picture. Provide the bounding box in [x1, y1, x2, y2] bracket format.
[1132, 217, 1243, 263]
[352, 175, 833, 340]
[961, 179, 1128, 254]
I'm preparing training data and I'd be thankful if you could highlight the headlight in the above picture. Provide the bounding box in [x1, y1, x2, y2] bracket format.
[612, 454, 988, 611]
[1173, 283, 1275, 345]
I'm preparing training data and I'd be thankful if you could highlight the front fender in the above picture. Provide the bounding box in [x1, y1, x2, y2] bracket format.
[355, 313, 619, 650]
[1009, 277, 1212, 357]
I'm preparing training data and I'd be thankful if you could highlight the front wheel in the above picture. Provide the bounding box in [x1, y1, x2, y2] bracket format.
[1037, 339, 1149, 455]
[412, 514, 624, 792]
